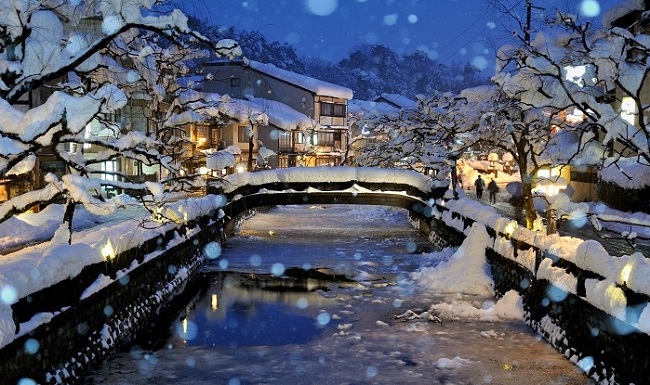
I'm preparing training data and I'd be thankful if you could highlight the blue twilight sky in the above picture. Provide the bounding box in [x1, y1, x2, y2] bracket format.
[191, 0, 622, 72]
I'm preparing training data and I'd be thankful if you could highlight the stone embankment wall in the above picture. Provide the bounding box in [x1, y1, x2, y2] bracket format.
[410, 208, 650, 385]
[0, 215, 224, 385]
[4, 192, 647, 384]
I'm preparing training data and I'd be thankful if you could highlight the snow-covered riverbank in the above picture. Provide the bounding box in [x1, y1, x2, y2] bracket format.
[85, 205, 591, 385]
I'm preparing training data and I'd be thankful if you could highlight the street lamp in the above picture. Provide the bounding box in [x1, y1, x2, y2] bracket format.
[535, 176, 567, 235]
[502, 153, 514, 174]
[488, 152, 499, 177]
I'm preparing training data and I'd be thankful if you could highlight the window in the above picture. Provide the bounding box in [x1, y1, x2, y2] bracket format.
[570, 169, 598, 183]
[279, 131, 291, 151]
[102, 109, 122, 123]
[211, 128, 220, 144]
[294, 131, 308, 144]
[316, 156, 339, 166]
[230, 77, 241, 87]
[316, 132, 335, 146]
[100, 160, 117, 182]
[238, 126, 250, 143]
[320, 102, 346, 117]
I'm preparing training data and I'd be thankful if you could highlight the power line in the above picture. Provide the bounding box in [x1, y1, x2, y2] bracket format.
[439, 0, 526, 64]
[437, 7, 492, 58]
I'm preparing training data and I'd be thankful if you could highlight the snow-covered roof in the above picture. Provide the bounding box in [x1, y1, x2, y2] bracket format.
[374, 93, 417, 110]
[196, 94, 269, 126]
[248, 98, 319, 131]
[247, 60, 354, 100]
[191, 93, 317, 132]
[348, 99, 398, 117]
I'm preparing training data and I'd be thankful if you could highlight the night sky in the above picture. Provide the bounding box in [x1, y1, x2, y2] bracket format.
[191, 0, 623, 72]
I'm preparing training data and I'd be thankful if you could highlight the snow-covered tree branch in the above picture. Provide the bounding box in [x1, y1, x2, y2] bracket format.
[0, 0, 243, 242]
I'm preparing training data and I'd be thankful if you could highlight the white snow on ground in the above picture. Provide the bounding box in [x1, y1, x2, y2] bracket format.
[0, 167, 649, 351]
[0, 194, 224, 349]
[411, 223, 495, 296]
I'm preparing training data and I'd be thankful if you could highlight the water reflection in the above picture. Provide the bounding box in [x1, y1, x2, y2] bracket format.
[85, 206, 592, 385]
[169, 272, 340, 348]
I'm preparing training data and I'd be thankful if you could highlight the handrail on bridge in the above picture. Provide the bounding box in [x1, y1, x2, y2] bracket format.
[206, 166, 450, 230]
[208, 166, 449, 201]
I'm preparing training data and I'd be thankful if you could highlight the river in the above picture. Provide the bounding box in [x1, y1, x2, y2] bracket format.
[84, 205, 593, 385]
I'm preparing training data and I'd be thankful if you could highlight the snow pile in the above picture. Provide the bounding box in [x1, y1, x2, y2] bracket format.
[440, 197, 650, 332]
[436, 356, 471, 369]
[408, 220, 524, 321]
[412, 223, 494, 296]
[0, 195, 224, 350]
[216, 167, 446, 194]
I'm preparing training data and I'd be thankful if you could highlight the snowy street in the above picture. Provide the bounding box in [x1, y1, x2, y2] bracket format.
[85, 205, 592, 385]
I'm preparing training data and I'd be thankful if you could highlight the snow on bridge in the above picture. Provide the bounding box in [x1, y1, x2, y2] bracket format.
[208, 167, 450, 229]
[211, 166, 449, 198]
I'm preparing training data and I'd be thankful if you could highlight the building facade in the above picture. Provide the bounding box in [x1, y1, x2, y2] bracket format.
[200, 60, 354, 169]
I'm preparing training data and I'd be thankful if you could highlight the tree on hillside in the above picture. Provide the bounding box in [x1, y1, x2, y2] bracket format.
[0, 0, 241, 243]
[187, 17, 305, 73]
[311, 44, 490, 100]
[400, 51, 442, 96]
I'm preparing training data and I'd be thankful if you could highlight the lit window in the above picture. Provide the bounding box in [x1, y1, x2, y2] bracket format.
[564, 65, 587, 86]
[101, 161, 116, 181]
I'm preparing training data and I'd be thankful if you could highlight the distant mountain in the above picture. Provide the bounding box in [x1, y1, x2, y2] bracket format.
[188, 17, 490, 100]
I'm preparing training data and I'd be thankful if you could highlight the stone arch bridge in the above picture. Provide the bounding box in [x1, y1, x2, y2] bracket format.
[207, 166, 450, 233]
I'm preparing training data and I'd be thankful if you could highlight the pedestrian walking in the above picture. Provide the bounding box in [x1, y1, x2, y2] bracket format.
[487, 178, 499, 204]
[474, 174, 485, 200]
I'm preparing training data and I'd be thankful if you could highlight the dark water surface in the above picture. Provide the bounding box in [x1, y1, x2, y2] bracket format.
[85, 205, 593, 385]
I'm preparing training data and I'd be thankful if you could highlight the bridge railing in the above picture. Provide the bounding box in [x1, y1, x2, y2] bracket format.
[208, 166, 450, 202]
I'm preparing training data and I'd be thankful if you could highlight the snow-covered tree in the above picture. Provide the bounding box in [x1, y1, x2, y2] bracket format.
[0, 0, 241, 242]
[486, 3, 650, 235]
[353, 95, 456, 185]
[492, 6, 650, 183]
[357, 84, 580, 230]
[457, 85, 589, 228]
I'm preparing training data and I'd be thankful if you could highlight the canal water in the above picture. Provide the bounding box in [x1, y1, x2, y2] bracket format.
[84, 205, 593, 385]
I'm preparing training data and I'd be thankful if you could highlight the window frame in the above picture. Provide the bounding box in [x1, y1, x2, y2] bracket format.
[237, 125, 249, 143]
[320, 102, 346, 118]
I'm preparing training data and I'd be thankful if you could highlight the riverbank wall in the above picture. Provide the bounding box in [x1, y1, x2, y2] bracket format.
[410, 204, 650, 385]
[0, 214, 224, 385]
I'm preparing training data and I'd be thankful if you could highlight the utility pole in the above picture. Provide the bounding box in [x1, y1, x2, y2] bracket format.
[524, 0, 545, 45]
[525, 0, 532, 44]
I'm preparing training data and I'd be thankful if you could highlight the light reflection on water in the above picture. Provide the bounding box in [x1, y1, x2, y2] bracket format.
[84, 205, 593, 385]
[171, 272, 340, 348]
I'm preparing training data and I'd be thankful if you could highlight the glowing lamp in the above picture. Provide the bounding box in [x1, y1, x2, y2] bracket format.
[503, 220, 518, 238]
[535, 176, 567, 235]
[620, 263, 633, 286]
[101, 239, 115, 261]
